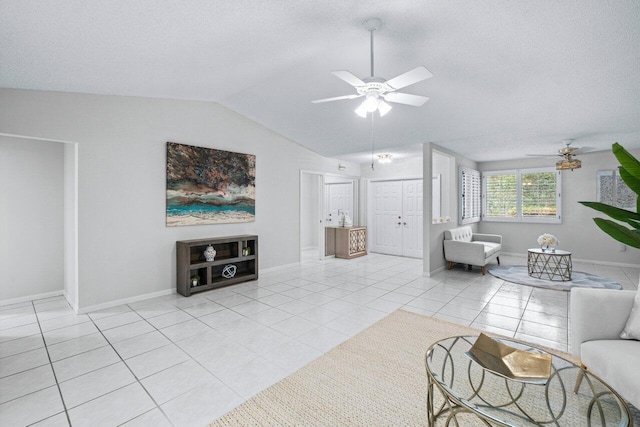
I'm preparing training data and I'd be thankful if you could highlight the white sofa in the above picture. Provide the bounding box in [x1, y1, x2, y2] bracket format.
[570, 288, 639, 409]
[443, 226, 501, 275]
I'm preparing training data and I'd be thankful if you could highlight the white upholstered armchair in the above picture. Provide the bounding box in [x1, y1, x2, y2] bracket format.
[443, 226, 502, 275]
[570, 288, 640, 409]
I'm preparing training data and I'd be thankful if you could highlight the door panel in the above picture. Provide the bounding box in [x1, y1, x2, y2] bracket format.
[403, 180, 423, 258]
[371, 181, 403, 255]
[325, 183, 353, 225]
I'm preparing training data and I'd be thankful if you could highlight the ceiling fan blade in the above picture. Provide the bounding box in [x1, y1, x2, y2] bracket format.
[384, 92, 429, 107]
[331, 70, 366, 87]
[386, 66, 433, 90]
[311, 94, 362, 104]
[526, 154, 558, 157]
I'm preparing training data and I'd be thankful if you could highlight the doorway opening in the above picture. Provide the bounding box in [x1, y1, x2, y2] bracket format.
[299, 172, 359, 263]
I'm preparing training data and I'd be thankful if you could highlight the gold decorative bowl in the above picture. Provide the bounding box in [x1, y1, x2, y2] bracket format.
[466, 333, 552, 385]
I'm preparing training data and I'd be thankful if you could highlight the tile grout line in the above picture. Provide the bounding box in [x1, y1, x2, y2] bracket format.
[30, 299, 73, 427]
[81, 306, 177, 427]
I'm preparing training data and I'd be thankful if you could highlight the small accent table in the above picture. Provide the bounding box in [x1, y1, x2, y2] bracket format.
[425, 335, 633, 426]
[528, 248, 572, 281]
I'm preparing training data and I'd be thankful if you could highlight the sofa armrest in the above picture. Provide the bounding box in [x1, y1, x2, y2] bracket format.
[472, 233, 502, 244]
[443, 240, 485, 266]
[570, 288, 635, 356]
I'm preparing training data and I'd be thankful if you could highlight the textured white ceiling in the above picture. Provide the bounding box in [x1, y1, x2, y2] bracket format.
[2, 0, 640, 162]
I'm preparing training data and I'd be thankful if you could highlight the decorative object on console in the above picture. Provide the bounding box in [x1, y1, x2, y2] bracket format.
[536, 233, 558, 252]
[203, 244, 216, 262]
[166, 142, 255, 226]
[242, 246, 251, 256]
[222, 264, 237, 278]
[190, 274, 200, 287]
[579, 142, 640, 249]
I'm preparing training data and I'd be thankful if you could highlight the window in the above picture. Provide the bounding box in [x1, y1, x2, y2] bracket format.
[459, 167, 481, 224]
[483, 168, 561, 223]
[597, 170, 637, 212]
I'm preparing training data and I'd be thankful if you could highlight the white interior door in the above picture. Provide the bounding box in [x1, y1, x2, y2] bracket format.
[325, 182, 353, 225]
[403, 179, 423, 258]
[370, 181, 403, 256]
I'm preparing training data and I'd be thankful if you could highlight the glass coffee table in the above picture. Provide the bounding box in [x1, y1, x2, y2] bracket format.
[425, 336, 632, 426]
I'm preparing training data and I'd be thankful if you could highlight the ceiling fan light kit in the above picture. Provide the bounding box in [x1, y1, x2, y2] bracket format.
[312, 17, 432, 118]
[378, 153, 392, 164]
[527, 139, 583, 171]
[556, 158, 581, 171]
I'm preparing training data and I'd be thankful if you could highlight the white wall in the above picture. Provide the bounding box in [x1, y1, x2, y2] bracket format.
[432, 150, 452, 220]
[0, 89, 360, 310]
[300, 173, 319, 250]
[360, 156, 422, 179]
[0, 135, 64, 300]
[424, 143, 479, 275]
[478, 148, 640, 266]
[63, 143, 78, 309]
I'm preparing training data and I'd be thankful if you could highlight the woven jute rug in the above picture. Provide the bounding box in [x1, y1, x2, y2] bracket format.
[209, 309, 638, 426]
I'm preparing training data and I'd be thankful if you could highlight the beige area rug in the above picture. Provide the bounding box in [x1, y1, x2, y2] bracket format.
[210, 310, 638, 426]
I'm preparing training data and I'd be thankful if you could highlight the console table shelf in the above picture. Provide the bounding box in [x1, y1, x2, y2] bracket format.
[176, 235, 258, 297]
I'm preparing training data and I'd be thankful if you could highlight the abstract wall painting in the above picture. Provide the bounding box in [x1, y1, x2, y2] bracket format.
[166, 142, 255, 226]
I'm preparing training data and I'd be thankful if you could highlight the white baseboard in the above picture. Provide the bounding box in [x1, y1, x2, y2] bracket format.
[0, 290, 63, 307]
[260, 262, 301, 274]
[301, 246, 318, 252]
[63, 291, 79, 314]
[76, 288, 176, 314]
[425, 265, 445, 277]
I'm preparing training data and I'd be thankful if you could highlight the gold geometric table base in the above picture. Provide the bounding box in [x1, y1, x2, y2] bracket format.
[527, 249, 572, 281]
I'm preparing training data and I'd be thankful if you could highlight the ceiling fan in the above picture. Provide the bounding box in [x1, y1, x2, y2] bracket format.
[312, 18, 433, 118]
[527, 139, 584, 170]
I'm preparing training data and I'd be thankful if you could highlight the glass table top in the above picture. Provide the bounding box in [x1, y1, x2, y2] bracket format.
[425, 335, 632, 426]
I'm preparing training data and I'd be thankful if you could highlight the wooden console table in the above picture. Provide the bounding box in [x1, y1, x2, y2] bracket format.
[325, 226, 367, 259]
[527, 248, 572, 281]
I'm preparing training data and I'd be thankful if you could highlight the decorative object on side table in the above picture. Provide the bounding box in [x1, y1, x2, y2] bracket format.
[203, 244, 217, 262]
[190, 274, 200, 287]
[466, 333, 552, 384]
[537, 233, 558, 252]
[222, 264, 237, 278]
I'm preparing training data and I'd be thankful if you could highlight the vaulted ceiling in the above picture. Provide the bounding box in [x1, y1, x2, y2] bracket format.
[2, 0, 640, 162]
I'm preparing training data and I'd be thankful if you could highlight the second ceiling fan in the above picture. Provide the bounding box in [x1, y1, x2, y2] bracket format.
[312, 18, 433, 117]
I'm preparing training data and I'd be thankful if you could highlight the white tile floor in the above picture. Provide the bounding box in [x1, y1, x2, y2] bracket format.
[1, 253, 637, 426]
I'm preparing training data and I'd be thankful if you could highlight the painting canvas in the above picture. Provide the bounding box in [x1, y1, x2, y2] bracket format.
[166, 142, 255, 226]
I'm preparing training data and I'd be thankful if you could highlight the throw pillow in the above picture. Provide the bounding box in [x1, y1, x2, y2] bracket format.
[620, 287, 640, 340]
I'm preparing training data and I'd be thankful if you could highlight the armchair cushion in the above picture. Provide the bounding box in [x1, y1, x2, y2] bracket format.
[570, 287, 640, 409]
[620, 288, 640, 340]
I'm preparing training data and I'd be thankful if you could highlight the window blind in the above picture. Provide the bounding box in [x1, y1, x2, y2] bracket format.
[483, 168, 561, 223]
[460, 167, 481, 224]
